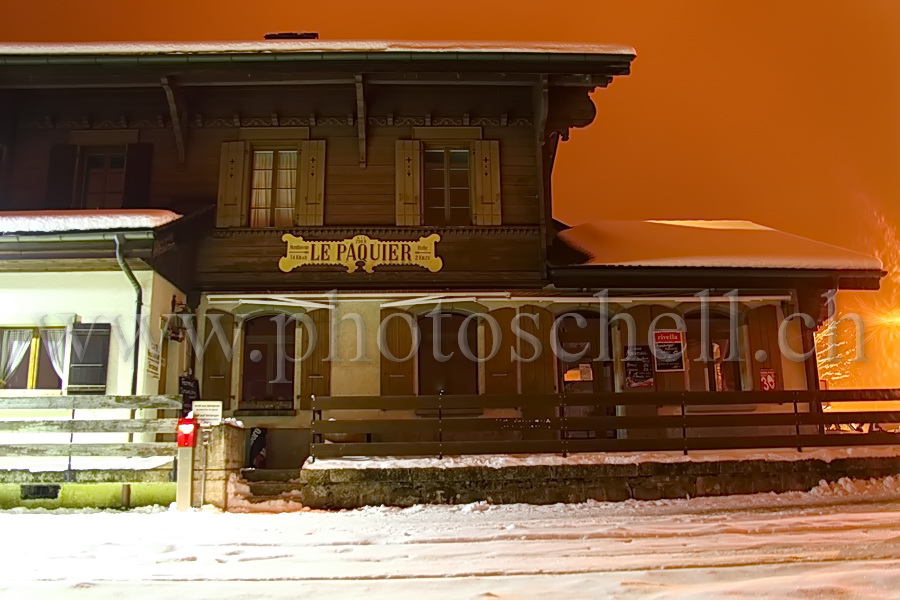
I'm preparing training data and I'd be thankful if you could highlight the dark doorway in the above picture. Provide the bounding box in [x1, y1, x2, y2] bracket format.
[555, 312, 615, 439]
[241, 316, 295, 410]
[418, 312, 478, 396]
[685, 313, 743, 392]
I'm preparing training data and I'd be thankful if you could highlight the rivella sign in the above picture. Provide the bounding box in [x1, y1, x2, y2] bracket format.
[278, 233, 443, 273]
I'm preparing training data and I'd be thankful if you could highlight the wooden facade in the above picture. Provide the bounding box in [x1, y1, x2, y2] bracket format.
[0, 42, 887, 467]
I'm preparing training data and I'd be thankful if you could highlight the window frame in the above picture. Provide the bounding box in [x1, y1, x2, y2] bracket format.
[422, 143, 473, 227]
[247, 143, 299, 228]
[0, 327, 65, 392]
[74, 145, 128, 210]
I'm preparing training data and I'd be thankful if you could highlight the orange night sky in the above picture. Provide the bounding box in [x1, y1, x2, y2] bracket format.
[3, 1, 899, 386]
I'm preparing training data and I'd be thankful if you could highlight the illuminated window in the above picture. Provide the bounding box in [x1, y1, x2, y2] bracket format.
[0, 329, 65, 391]
[249, 149, 297, 228]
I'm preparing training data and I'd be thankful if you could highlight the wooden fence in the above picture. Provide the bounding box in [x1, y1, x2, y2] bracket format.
[311, 390, 900, 459]
[0, 394, 182, 483]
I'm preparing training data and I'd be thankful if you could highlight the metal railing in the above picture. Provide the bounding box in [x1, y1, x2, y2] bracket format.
[311, 390, 900, 459]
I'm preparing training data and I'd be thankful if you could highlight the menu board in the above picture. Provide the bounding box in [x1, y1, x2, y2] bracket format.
[624, 345, 655, 388]
[652, 330, 685, 372]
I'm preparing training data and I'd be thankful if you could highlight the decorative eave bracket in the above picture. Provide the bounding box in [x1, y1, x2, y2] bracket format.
[161, 76, 188, 166]
[355, 74, 367, 168]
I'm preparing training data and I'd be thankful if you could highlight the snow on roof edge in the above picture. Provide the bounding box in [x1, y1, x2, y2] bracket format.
[0, 210, 183, 234]
[0, 40, 636, 57]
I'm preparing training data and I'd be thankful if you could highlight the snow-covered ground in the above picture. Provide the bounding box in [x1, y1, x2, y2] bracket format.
[3, 477, 900, 599]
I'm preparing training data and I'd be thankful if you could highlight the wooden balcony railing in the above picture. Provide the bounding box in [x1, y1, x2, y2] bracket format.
[311, 390, 900, 459]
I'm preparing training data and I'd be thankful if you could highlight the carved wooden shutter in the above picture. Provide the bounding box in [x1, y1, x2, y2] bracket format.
[471, 140, 501, 225]
[296, 140, 325, 226]
[484, 308, 518, 395]
[201, 310, 234, 401]
[380, 308, 416, 396]
[395, 139, 422, 226]
[122, 143, 154, 208]
[300, 309, 331, 410]
[216, 141, 249, 228]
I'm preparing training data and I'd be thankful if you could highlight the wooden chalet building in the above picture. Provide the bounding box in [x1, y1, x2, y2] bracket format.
[0, 40, 888, 468]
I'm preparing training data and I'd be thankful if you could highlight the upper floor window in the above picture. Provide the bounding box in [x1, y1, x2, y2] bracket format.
[79, 146, 127, 209]
[395, 138, 501, 227]
[249, 149, 297, 228]
[423, 146, 471, 226]
[216, 138, 324, 229]
[44, 141, 153, 211]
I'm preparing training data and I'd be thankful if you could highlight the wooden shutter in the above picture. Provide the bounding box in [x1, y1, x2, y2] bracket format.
[296, 140, 326, 226]
[380, 308, 416, 396]
[67, 323, 111, 394]
[45, 144, 78, 209]
[747, 305, 783, 391]
[484, 308, 517, 395]
[518, 306, 555, 440]
[201, 310, 234, 401]
[122, 143, 154, 208]
[471, 140, 501, 225]
[300, 309, 331, 410]
[217, 141, 249, 228]
[395, 139, 422, 226]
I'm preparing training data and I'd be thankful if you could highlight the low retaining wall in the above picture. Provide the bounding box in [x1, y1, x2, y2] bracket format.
[294, 456, 900, 509]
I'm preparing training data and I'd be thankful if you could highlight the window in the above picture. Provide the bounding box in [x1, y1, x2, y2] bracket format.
[0, 329, 65, 391]
[423, 147, 471, 226]
[78, 146, 127, 209]
[249, 149, 297, 228]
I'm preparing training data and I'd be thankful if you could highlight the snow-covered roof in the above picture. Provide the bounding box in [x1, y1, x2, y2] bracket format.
[0, 210, 182, 234]
[0, 40, 635, 57]
[558, 220, 883, 272]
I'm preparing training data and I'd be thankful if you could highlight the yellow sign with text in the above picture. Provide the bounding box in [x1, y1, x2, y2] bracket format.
[278, 233, 443, 273]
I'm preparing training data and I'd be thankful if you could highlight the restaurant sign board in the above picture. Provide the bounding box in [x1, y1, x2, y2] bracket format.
[652, 330, 686, 372]
[279, 233, 443, 273]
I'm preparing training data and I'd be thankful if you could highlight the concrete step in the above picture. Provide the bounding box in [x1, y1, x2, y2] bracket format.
[240, 468, 303, 482]
[246, 481, 304, 497]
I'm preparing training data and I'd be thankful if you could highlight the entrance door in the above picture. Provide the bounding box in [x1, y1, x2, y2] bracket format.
[418, 312, 478, 396]
[241, 316, 295, 410]
[556, 313, 615, 439]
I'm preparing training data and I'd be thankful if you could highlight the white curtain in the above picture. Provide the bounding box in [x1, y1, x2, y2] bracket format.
[40, 329, 67, 379]
[0, 329, 32, 388]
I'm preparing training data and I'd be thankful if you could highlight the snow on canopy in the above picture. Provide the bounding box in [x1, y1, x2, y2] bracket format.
[0, 40, 636, 56]
[0, 210, 182, 234]
[559, 220, 883, 271]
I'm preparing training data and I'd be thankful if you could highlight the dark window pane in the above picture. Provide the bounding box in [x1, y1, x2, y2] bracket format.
[423, 188, 445, 210]
[449, 150, 469, 166]
[423, 169, 444, 190]
[449, 207, 471, 226]
[5, 354, 29, 389]
[109, 154, 126, 169]
[449, 169, 469, 188]
[35, 342, 62, 390]
[424, 150, 444, 166]
[423, 207, 446, 226]
[85, 154, 104, 169]
[449, 188, 470, 208]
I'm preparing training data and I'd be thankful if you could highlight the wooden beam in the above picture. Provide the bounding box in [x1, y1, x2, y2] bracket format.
[0, 394, 183, 410]
[161, 76, 188, 166]
[355, 74, 366, 168]
[0, 468, 173, 484]
[0, 419, 179, 434]
[0, 443, 177, 457]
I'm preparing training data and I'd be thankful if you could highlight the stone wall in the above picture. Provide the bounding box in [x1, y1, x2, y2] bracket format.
[292, 456, 900, 509]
